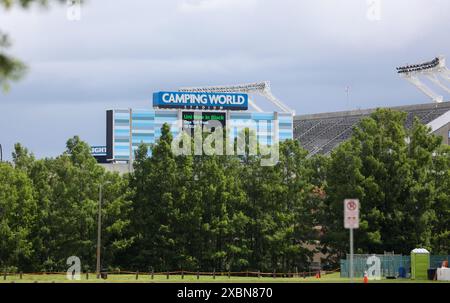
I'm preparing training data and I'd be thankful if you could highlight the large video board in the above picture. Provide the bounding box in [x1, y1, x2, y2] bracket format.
[181, 111, 226, 131]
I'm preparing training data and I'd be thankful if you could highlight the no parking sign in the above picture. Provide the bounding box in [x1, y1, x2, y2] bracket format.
[344, 199, 359, 229]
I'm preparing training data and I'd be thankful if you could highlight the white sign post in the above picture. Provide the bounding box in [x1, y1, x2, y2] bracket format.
[344, 199, 359, 282]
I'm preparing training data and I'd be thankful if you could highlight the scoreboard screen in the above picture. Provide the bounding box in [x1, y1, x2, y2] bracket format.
[182, 112, 226, 131]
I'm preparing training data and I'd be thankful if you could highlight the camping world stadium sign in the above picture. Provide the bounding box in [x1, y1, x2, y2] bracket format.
[153, 91, 248, 110]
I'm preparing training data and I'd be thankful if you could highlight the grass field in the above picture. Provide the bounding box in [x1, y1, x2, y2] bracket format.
[0, 272, 448, 283]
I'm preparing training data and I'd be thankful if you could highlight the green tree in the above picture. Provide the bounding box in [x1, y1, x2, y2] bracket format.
[321, 109, 449, 264]
[126, 124, 180, 270]
[0, 161, 36, 271]
[0, 31, 26, 91]
[401, 119, 442, 251]
[430, 144, 450, 254]
[11, 136, 132, 271]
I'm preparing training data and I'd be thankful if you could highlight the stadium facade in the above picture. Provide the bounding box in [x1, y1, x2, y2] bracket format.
[93, 82, 295, 171]
[106, 108, 293, 162]
[294, 101, 450, 156]
[92, 81, 450, 172]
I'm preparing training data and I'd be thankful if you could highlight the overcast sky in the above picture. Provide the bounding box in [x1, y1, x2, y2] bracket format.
[1, 0, 450, 159]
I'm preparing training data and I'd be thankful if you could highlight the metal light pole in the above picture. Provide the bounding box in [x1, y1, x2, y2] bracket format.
[345, 86, 350, 109]
[0, 144, 3, 162]
[96, 184, 103, 278]
[96, 181, 110, 278]
[350, 228, 354, 282]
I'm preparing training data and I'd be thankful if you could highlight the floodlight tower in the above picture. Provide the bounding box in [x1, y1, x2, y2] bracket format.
[397, 56, 450, 103]
[179, 81, 295, 114]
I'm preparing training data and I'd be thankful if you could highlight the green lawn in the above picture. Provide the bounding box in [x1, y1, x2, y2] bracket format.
[0, 272, 448, 283]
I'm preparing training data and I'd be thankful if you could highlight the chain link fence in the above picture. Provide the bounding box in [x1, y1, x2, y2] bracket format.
[340, 254, 450, 278]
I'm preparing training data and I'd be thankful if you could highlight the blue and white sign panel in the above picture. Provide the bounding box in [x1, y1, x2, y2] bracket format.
[91, 146, 107, 156]
[153, 91, 248, 111]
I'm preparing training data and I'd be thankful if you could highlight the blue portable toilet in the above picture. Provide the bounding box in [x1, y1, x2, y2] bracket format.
[398, 267, 406, 278]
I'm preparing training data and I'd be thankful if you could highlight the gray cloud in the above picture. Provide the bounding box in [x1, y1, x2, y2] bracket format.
[0, 0, 449, 159]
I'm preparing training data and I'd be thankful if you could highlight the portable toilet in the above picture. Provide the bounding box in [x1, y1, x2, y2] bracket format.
[411, 248, 430, 280]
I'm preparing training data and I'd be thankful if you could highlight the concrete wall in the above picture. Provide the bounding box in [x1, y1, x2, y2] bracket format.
[99, 163, 131, 175]
[433, 122, 450, 145]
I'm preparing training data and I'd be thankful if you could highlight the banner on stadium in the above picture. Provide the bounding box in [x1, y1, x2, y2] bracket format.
[153, 91, 248, 110]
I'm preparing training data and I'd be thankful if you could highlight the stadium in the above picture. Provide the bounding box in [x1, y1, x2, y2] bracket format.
[87, 56, 450, 281]
[294, 101, 450, 156]
[93, 57, 450, 174]
[94, 98, 450, 170]
[3, 1, 450, 295]
[94, 81, 295, 172]
[64, 69, 450, 282]
[294, 56, 450, 156]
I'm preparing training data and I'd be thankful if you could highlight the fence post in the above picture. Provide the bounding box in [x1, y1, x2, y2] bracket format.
[151, 269, 154, 280]
[213, 269, 215, 280]
[181, 270, 184, 280]
[136, 271, 139, 280]
[273, 269, 276, 279]
[295, 267, 298, 278]
[86, 272, 89, 280]
[228, 271, 230, 279]
[20, 272, 23, 280]
[197, 271, 199, 280]
[166, 271, 169, 279]
[258, 270, 261, 278]
[3, 272, 6, 280]
[246, 270, 249, 277]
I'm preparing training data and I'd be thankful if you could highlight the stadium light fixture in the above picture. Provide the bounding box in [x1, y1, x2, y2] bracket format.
[179, 81, 295, 115]
[396, 56, 450, 103]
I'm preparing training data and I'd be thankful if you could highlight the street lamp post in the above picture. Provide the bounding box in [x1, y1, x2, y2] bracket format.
[96, 181, 110, 278]
[0, 144, 3, 162]
[96, 184, 103, 278]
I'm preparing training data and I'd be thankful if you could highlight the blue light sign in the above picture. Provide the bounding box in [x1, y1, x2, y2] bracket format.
[153, 91, 248, 110]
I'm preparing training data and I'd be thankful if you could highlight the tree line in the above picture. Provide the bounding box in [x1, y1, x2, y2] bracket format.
[0, 109, 448, 272]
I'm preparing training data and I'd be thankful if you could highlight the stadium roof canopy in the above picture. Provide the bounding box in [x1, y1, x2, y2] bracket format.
[294, 101, 450, 156]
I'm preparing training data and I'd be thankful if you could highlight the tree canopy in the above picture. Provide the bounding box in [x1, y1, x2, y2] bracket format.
[320, 109, 450, 263]
[0, 109, 448, 272]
